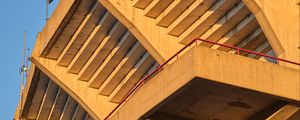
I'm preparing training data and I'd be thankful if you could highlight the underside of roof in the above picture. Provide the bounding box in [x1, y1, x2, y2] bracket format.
[15, 0, 299, 120]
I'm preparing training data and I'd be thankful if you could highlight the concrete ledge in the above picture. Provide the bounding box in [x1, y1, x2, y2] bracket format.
[192, 46, 300, 101]
[111, 45, 299, 120]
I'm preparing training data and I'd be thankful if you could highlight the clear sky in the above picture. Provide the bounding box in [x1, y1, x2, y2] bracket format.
[0, 1, 58, 119]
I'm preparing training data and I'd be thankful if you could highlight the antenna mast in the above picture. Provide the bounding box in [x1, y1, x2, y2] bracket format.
[19, 31, 27, 119]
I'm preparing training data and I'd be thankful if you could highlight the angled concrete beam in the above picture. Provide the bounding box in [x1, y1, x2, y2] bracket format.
[227, 28, 266, 56]
[48, 88, 69, 120]
[57, 3, 106, 66]
[78, 22, 127, 81]
[59, 97, 78, 120]
[98, 0, 183, 64]
[249, 101, 286, 120]
[215, 15, 258, 51]
[98, 42, 146, 95]
[133, 0, 153, 9]
[67, 12, 116, 74]
[31, 56, 118, 120]
[72, 105, 86, 120]
[200, 2, 250, 42]
[40, 0, 90, 58]
[36, 80, 59, 120]
[109, 52, 155, 103]
[71, 104, 79, 120]
[143, 62, 160, 79]
[267, 105, 300, 120]
[87, 31, 135, 88]
[19, 65, 40, 119]
[110, 47, 195, 120]
[144, 0, 174, 18]
[156, 0, 195, 27]
[179, 0, 240, 44]
[248, 43, 272, 59]
[58, 95, 70, 119]
[84, 114, 94, 120]
[46, 0, 97, 59]
[26, 73, 49, 119]
[167, 0, 217, 36]
[247, 41, 270, 58]
[243, 0, 299, 69]
[235, 28, 265, 51]
[208, 14, 257, 50]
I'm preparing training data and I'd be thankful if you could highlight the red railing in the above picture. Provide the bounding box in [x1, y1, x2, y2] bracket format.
[104, 38, 300, 120]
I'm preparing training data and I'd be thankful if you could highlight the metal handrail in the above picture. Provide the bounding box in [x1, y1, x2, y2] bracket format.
[104, 38, 300, 120]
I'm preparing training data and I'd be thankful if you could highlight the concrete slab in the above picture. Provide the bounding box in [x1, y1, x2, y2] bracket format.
[110, 45, 299, 120]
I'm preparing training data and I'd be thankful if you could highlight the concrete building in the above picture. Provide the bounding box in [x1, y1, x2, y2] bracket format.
[15, 0, 300, 119]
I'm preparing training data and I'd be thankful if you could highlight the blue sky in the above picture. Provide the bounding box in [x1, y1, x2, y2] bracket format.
[0, 1, 58, 119]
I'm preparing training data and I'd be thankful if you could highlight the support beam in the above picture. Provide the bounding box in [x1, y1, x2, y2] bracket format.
[36, 80, 59, 120]
[87, 31, 135, 88]
[67, 12, 116, 74]
[57, 3, 106, 66]
[84, 114, 94, 120]
[200, 2, 250, 43]
[216, 15, 258, 51]
[247, 41, 271, 59]
[156, 0, 195, 27]
[267, 105, 300, 120]
[71, 104, 80, 120]
[235, 28, 266, 56]
[167, 0, 217, 36]
[144, 0, 174, 18]
[243, 0, 300, 69]
[179, 0, 240, 44]
[98, 0, 184, 64]
[133, 0, 153, 9]
[48, 88, 69, 120]
[26, 73, 49, 119]
[109, 52, 154, 103]
[98, 42, 146, 95]
[209, 14, 258, 50]
[31, 56, 117, 120]
[44, 0, 95, 58]
[72, 105, 86, 120]
[59, 97, 78, 120]
[78, 22, 127, 81]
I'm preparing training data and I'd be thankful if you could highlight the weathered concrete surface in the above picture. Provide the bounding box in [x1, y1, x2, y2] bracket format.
[14, 64, 39, 119]
[98, 0, 185, 64]
[39, 0, 79, 57]
[30, 56, 116, 120]
[243, 0, 300, 69]
[27, 35, 116, 120]
[192, 46, 300, 101]
[110, 45, 300, 120]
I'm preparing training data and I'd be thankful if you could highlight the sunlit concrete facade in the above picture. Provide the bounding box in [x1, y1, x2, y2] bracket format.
[15, 0, 300, 120]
